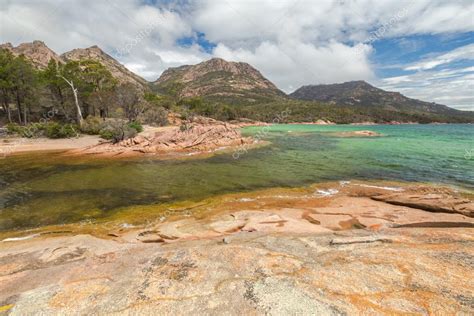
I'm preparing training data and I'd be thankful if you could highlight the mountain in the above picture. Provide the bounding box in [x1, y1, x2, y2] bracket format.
[0, 41, 63, 69]
[61, 46, 148, 89]
[0, 41, 148, 89]
[290, 80, 458, 115]
[1, 41, 472, 123]
[289, 80, 472, 122]
[153, 58, 285, 104]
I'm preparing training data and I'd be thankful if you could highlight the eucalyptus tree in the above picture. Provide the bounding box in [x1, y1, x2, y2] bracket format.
[0, 49, 14, 123]
[7, 54, 37, 125]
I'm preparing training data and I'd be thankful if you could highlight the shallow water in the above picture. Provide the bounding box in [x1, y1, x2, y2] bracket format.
[1, 124, 473, 231]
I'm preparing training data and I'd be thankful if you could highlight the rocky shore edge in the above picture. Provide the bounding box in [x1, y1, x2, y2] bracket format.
[65, 117, 256, 159]
[1, 181, 473, 314]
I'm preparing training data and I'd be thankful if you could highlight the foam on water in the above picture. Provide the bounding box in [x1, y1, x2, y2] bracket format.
[1, 234, 40, 242]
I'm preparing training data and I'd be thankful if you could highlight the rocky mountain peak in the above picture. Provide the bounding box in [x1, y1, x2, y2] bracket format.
[61, 45, 147, 88]
[61, 45, 110, 60]
[154, 57, 285, 102]
[0, 40, 63, 68]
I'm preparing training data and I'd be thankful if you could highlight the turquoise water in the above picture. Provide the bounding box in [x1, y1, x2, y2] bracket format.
[0, 124, 473, 231]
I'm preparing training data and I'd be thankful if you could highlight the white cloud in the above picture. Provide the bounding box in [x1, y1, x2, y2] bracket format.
[0, 0, 473, 107]
[404, 44, 474, 71]
[0, 0, 206, 81]
[214, 41, 374, 92]
[379, 66, 474, 110]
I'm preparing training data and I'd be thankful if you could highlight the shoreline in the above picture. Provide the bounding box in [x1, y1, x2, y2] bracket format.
[0, 124, 259, 160]
[0, 134, 102, 157]
[1, 179, 473, 314]
[2, 179, 472, 239]
[1, 122, 470, 157]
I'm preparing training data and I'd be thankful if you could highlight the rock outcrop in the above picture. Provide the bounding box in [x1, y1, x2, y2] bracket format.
[70, 118, 253, 158]
[0, 182, 473, 314]
[372, 189, 474, 217]
[0, 41, 63, 68]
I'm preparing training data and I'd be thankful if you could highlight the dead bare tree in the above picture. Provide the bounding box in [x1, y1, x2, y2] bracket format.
[57, 75, 83, 126]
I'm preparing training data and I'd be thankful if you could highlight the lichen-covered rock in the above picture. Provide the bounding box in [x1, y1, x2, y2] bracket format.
[1, 182, 473, 314]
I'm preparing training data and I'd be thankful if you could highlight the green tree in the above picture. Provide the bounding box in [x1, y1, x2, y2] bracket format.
[52, 59, 115, 126]
[79, 60, 116, 117]
[40, 60, 71, 120]
[9, 55, 37, 125]
[0, 49, 15, 123]
[113, 83, 145, 122]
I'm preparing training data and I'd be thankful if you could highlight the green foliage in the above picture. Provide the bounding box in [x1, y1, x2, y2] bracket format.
[0, 50, 38, 125]
[81, 116, 142, 140]
[2, 47, 473, 127]
[59, 59, 116, 97]
[115, 83, 143, 122]
[127, 121, 143, 133]
[44, 122, 78, 139]
[6, 123, 22, 134]
[6, 121, 78, 138]
[215, 104, 237, 121]
[175, 97, 239, 121]
[145, 93, 174, 110]
[139, 106, 168, 126]
[80, 116, 104, 135]
[98, 120, 137, 143]
[180, 122, 192, 132]
[99, 129, 114, 140]
[6, 122, 47, 138]
[144, 92, 161, 103]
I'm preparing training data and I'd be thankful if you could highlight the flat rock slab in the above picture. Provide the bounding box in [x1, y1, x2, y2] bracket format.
[1, 228, 473, 315]
[372, 193, 474, 217]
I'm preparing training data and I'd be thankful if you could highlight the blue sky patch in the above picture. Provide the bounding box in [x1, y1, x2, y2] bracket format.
[371, 32, 474, 78]
[176, 32, 216, 53]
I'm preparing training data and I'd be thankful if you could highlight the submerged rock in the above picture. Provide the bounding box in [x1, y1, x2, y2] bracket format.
[335, 130, 382, 137]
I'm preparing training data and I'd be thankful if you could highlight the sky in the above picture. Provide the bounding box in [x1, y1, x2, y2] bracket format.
[0, 0, 473, 110]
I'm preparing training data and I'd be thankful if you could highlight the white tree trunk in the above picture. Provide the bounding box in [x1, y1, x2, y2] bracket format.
[59, 75, 83, 126]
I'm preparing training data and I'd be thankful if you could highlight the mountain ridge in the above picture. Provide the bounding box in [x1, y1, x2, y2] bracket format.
[289, 80, 465, 116]
[61, 45, 148, 88]
[1, 40, 472, 123]
[0, 41, 147, 89]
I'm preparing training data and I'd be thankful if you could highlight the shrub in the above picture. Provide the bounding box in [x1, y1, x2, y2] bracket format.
[127, 121, 143, 133]
[139, 107, 168, 126]
[6, 122, 45, 138]
[99, 128, 115, 140]
[44, 122, 78, 139]
[180, 122, 192, 132]
[99, 120, 137, 143]
[5, 122, 78, 138]
[6, 123, 22, 134]
[81, 116, 104, 135]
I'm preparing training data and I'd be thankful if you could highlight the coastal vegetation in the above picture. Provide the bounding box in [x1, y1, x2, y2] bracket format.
[0, 48, 167, 140]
